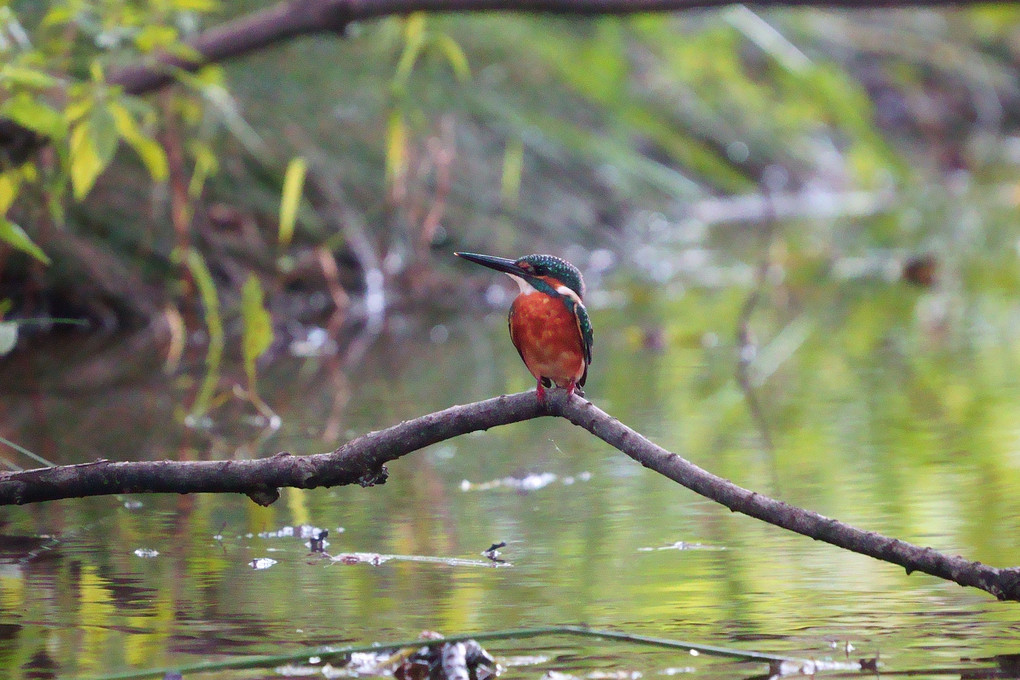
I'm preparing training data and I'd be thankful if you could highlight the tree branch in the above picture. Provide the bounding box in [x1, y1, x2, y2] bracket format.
[1, 0, 1015, 165]
[556, 396, 1020, 602]
[0, 392, 546, 506]
[3, 390, 1020, 601]
[102, 0, 1020, 96]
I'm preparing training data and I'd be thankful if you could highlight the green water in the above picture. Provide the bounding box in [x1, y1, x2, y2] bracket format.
[3, 215, 1020, 678]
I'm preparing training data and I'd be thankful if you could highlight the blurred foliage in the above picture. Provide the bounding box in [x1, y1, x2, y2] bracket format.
[1, 3, 1020, 331]
[5, 5, 1020, 675]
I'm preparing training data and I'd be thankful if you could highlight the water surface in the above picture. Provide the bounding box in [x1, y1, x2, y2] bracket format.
[2, 216, 1020, 678]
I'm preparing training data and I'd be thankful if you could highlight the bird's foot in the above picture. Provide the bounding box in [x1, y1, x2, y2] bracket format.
[536, 380, 547, 405]
[565, 379, 584, 398]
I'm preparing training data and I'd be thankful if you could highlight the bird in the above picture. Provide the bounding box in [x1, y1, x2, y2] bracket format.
[455, 252, 593, 403]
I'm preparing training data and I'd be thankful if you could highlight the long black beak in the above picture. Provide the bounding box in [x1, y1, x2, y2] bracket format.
[454, 252, 528, 278]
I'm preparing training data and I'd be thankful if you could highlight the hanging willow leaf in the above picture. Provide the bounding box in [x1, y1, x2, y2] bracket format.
[68, 107, 118, 200]
[278, 156, 306, 249]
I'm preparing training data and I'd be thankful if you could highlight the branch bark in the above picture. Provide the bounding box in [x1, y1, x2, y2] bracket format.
[2, 390, 1019, 602]
[87, 0, 1020, 96]
[0, 392, 545, 506]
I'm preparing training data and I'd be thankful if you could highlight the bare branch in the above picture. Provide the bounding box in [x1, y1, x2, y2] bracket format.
[557, 395, 1020, 601]
[0, 392, 546, 506]
[107, 0, 1020, 96]
[3, 389, 1020, 601]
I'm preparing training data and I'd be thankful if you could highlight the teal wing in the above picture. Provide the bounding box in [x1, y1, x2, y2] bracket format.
[566, 298, 594, 386]
[508, 304, 526, 366]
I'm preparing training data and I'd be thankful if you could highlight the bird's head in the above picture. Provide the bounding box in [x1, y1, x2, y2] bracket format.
[455, 252, 585, 301]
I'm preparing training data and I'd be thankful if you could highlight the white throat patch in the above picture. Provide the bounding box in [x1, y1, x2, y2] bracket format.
[555, 284, 583, 306]
[506, 273, 582, 304]
[506, 273, 538, 295]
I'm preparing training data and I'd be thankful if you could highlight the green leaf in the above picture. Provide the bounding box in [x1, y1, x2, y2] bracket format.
[68, 123, 102, 200]
[109, 101, 168, 181]
[42, 7, 76, 26]
[1, 93, 65, 139]
[500, 137, 523, 207]
[171, 0, 220, 11]
[90, 106, 119, 162]
[68, 108, 118, 199]
[385, 111, 407, 186]
[0, 217, 50, 265]
[126, 132, 168, 182]
[0, 65, 58, 90]
[431, 34, 471, 83]
[133, 24, 178, 53]
[0, 321, 17, 356]
[64, 97, 93, 124]
[278, 157, 306, 249]
[394, 15, 429, 90]
[240, 274, 273, 389]
[187, 141, 218, 199]
[0, 172, 20, 213]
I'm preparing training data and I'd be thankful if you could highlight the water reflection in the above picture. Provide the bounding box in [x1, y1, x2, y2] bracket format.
[3, 237, 1020, 677]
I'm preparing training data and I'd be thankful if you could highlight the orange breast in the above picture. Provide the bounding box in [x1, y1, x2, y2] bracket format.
[509, 293, 586, 388]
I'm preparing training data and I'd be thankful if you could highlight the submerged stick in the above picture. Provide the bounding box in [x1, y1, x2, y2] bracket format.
[84, 625, 793, 680]
[2, 390, 1020, 601]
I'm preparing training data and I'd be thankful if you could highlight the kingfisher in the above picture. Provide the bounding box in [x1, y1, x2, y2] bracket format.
[455, 252, 593, 403]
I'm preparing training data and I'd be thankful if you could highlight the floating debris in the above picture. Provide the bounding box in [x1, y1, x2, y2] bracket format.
[132, 548, 159, 558]
[461, 471, 591, 492]
[482, 541, 507, 563]
[637, 541, 725, 552]
[541, 671, 575, 680]
[309, 530, 330, 553]
[501, 655, 550, 668]
[274, 663, 320, 677]
[332, 552, 394, 566]
[122, 499, 144, 510]
[770, 657, 878, 677]
[399, 637, 499, 680]
[330, 552, 510, 568]
[258, 524, 327, 539]
[250, 557, 278, 570]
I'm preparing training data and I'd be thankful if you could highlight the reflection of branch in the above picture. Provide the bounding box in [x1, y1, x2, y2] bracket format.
[735, 281, 775, 455]
[735, 209, 777, 456]
[3, 390, 1020, 601]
